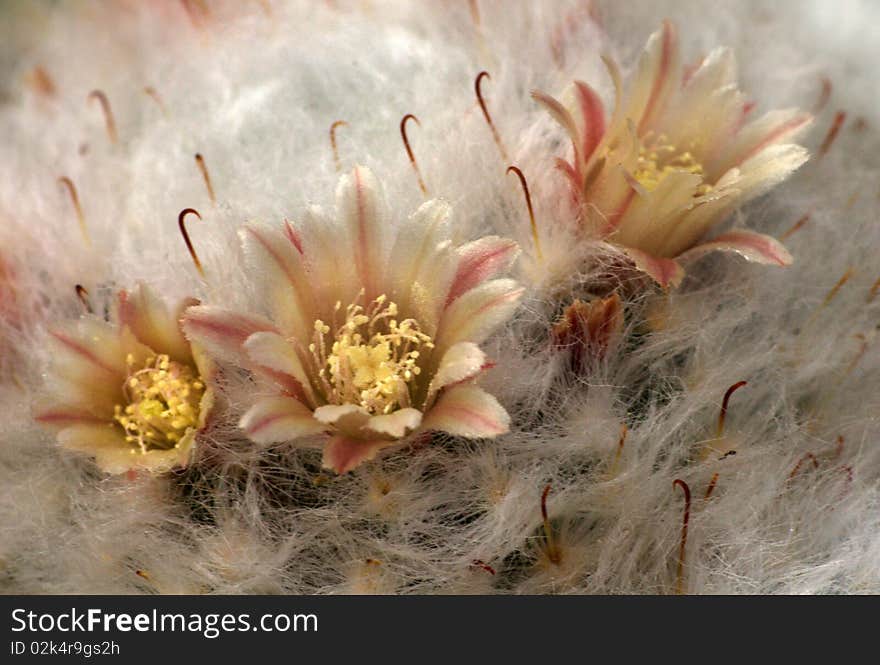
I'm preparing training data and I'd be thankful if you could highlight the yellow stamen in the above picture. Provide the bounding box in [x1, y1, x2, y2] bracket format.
[113, 354, 204, 453]
[309, 293, 434, 415]
[634, 133, 712, 195]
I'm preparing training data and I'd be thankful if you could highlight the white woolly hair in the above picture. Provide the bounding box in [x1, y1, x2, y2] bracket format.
[2, 0, 879, 594]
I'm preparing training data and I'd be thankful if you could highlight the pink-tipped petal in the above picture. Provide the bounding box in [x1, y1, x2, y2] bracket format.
[239, 396, 324, 445]
[446, 236, 520, 305]
[49, 330, 121, 378]
[35, 408, 108, 430]
[636, 20, 679, 134]
[241, 222, 315, 341]
[45, 321, 151, 412]
[436, 278, 524, 350]
[619, 246, 685, 289]
[338, 165, 385, 300]
[426, 341, 488, 403]
[322, 435, 392, 475]
[117, 284, 195, 364]
[364, 408, 423, 439]
[387, 198, 457, 332]
[182, 306, 276, 368]
[422, 385, 510, 438]
[243, 332, 315, 405]
[313, 404, 372, 437]
[678, 230, 793, 267]
[725, 109, 813, 170]
[532, 88, 583, 169]
[573, 80, 606, 161]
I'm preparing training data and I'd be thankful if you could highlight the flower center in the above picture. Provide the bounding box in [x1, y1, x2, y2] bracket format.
[114, 354, 204, 453]
[634, 133, 712, 195]
[309, 293, 434, 415]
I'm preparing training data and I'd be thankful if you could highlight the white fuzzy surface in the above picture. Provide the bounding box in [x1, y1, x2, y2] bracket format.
[1, 0, 879, 594]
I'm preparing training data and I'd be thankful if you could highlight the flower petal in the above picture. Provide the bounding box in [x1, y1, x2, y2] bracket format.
[387, 198, 457, 333]
[49, 325, 124, 378]
[57, 423, 128, 470]
[322, 435, 392, 474]
[572, 80, 606, 162]
[727, 143, 811, 204]
[299, 205, 360, 310]
[313, 404, 372, 437]
[46, 320, 150, 413]
[422, 385, 510, 438]
[35, 408, 109, 430]
[338, 165, 386, 300]
[243, 331, 315, 405]
[426, 341, 488, 403]
[446, 236, 520, 305]
[435, 278, 523, 351]
[364, 408, 422, 439]
[241, 222, 315, 342]
[532, 88, 582, 169]
[618, 246, 685, 289]
[630, 20, 681, 134]
[721, 109, 813, 171]
[57, 423, 197, 474]
[239, 396, 325, 445]
[182, 306, 276, 368]
[117, 283, 194, 364]
[678, 230, 793, 267]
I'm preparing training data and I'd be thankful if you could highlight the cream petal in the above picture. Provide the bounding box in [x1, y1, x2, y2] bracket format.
[669, 145, 806, 256]
[313, 404, 372, 437]
[727, 143, 810, 204]
[322, 435, 393, 474]
[422, 385, 510, 438]
[50, 323, 125, 379]
[182, 305, 277, 368]
[299, 205, 360, 310]
[57, 423, 195, 474]
[387, 198, 457, 332]
[364, 408, 423, 439]
[426, 342, 488, 404]
[190, 341, 218, 429]
[47, 320, 151, 413]
[57, 423, 130, 474]
[337, 165, 386, 300]
[243, 331, 315, 406]
[657, 187, 740, 258]
[663, 48, 741, 143]
[196, 386, 215, 430]
[435, 278, 523, 352]
[678, 230, 793, 267]
[611, 170, 704, 254]
[719, 109, 813, 172]
[134, 429, 197, 474]
[241, 222, 315, 343]
[446, 236, 520, 305]
[685, 47, 737, 93]
[117, 283, 194, 364]
[190, 341, 217, 386]
[239, 396, 325, 445]
[627, 20, 681, 135]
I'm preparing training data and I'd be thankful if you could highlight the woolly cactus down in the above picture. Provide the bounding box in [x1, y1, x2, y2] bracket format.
[1, 0, 879, 594]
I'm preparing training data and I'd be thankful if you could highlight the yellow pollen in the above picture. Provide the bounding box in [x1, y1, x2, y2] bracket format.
[113, 353, 204, 453]
[634, 133, 712, 196]
[309, 293, 434, 415]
